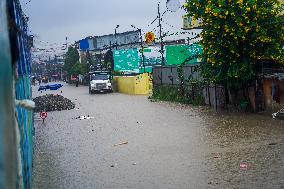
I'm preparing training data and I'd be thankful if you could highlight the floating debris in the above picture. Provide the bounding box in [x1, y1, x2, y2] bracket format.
[110, 163, 118, 168]
[211, 153, 220, 159]
[113, 141, 128, 147]
[268, 142, 278, 146]
[33, 94, 75, 112]
[240, 163, 249, 170]
[75, 115, 95, 120]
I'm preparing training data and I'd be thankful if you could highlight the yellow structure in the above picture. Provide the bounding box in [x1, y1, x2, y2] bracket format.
[113, 73, 152, 95]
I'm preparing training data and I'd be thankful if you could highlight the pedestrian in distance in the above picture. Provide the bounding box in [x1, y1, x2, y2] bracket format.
[76, 76, 79, 87]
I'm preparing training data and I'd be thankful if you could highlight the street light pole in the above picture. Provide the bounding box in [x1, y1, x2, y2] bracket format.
[139, 29, 146, 73]
[115, 25, 119, 50]
[131, 25, 146, 73]
[158, 4, 165, 65]
[86, 50, 91, 91]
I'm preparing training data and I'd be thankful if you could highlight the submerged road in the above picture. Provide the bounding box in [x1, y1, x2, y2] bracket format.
[32, 83, 284, 189]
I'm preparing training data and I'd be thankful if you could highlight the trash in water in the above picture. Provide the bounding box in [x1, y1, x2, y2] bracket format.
[113, 141, 128, 147]
[268, 142, 278, 146]
[132, 162, 137, 165]
[75, 115, 94, 120]
[212, 153, 220, 159]
[110, 163, 118, 168]
[240, 163, 249, 170]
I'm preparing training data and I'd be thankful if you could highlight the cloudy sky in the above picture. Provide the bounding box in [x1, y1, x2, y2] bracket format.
[21, 0, 189, 52]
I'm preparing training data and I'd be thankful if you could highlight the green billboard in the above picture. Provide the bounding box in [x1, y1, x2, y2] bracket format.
[166, 44, 203, 65]
[113, 48, 139, 73]
[113, 47, 162, 73]
[113, 44, 203, 73]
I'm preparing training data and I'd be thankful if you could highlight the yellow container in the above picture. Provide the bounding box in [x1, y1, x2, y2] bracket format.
[113, 73, 152, 95]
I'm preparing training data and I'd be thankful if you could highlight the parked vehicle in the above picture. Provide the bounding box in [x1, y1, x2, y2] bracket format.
[89, 71, 112, 94]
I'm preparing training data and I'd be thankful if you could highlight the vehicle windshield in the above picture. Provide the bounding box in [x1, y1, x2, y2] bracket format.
[91, 74, 109, 80]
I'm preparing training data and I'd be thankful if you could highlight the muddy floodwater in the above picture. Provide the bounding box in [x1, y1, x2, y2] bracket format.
[32, 83, 284, 189]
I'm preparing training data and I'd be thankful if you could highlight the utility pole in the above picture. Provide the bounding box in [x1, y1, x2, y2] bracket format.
[99, 50, 102, 71]
[115, 25, 119, 50]
[158, 4, 165, 65]
[86, 50, 91, 92]
[65, 37, 68, 50]
[131, 25, 146, 73]
[139, 29, 146, 73]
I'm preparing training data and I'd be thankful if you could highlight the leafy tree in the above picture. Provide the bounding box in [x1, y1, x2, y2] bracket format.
[104, 50, 114, 70]
[184, 0, 284, 90]
[70, 62, 81, 75]
[63, 46, 80, 76]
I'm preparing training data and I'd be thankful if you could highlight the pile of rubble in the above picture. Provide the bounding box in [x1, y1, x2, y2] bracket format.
[33, 94, 75, 112]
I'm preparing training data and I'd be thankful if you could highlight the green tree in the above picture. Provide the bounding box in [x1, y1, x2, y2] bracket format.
[70, 62, 84, 75]
[63, 46, 80, 76]
[184, 0, 284, 91]
[104, 50, 114, 70]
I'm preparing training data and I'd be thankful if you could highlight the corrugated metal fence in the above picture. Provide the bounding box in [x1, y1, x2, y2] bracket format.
[152, 65, 226, 109]
[12, 0, 34, 187]
[0, 1, 17, 188]
[1, 0, 34, 188]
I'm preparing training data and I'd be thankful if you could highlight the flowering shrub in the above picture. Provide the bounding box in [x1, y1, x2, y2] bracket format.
[184, 0, 284, 89]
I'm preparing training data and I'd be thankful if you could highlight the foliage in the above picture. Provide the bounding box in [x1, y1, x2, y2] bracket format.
[63, 46, 80, 75]
[150, 85, 204, 105]
[177, 61, 186, 96]
[70, 61, 88, 75]
[104, 50, 114, 70]
[184, 0, 284, 89]
[150, 85, 192, 104]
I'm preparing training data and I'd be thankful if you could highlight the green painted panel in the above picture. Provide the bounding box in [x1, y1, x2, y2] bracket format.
[113, 48, 139, 73]
[166, 44, 203, 65]
[138, 47, 162, 73]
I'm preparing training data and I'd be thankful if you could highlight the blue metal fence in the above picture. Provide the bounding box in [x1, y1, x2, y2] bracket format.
[7, 0, 34, 188]
[0, 0, 17, 188]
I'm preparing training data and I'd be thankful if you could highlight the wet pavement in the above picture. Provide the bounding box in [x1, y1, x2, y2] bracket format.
[32, 83, 284, 189]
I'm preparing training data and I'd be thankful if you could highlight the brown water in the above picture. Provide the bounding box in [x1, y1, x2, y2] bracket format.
[32, 83, 284, 189]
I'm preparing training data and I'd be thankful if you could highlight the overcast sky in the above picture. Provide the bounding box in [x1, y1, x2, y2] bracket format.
[21, 0, 188, 52]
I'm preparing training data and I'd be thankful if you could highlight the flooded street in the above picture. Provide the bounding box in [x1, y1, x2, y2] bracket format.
[32, 83, 284, 189]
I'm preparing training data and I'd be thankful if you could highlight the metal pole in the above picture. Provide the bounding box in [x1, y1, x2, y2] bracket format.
[115, 28, 117, 50]
[215, 85, 218, 111]
[65, 37, 68, 52]
[87, 50, 91, 91]
[99, 50, 102, 71]
[139, 29, 146, 73]
[158, 4, 165, 65]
